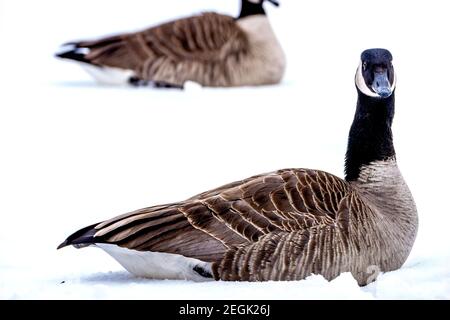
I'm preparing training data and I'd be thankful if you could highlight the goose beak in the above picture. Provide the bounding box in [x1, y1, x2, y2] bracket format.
[372, 69, 392, 98]
[266, 0, 280, 7]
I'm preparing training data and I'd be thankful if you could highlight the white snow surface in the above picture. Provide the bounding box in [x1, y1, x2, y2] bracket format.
[1, 0, 450, 299]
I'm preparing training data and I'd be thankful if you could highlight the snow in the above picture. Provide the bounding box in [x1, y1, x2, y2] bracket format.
[1, 0, 450, 299]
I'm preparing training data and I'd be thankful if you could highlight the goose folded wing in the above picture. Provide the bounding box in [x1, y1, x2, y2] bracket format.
[62, 169, 352, 264]
[77, 13, 248, 72]
[137, 12, 249, 62]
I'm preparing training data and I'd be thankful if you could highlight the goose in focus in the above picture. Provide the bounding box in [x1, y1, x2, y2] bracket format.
[58, 49, 418, 286]
[56, 0, 285, 88]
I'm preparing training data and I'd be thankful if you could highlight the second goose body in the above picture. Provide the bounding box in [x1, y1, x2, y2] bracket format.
[58, 49, 417, 286]
[56, 0, 285, 88]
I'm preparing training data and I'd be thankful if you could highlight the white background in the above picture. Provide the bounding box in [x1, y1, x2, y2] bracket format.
[0, 0, 449, 299]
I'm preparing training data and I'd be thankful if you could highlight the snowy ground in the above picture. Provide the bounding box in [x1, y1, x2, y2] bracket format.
[1, 0, 450, 299]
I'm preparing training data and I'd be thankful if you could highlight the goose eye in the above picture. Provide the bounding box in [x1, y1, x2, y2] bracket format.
[362, 62, 368, 71]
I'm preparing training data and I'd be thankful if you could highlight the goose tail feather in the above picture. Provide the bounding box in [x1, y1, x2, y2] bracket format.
[57, 223, 99, 250]
[55, 40, 92, 62]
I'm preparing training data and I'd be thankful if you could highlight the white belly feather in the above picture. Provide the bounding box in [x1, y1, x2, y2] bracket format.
[79, 63, 135, 85]
[96, 243, 214, 281]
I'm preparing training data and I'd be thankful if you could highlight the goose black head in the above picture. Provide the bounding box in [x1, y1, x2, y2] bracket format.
[246, 0, 280, 6]
[239, 0, 280, 19]
[355, 48, 396, 99]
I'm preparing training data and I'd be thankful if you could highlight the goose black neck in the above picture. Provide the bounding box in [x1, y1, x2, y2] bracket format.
[238, 0, 265, 19]
[345, 91, 396, 181]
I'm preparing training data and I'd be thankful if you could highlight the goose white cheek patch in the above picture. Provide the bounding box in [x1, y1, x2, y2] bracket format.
[355, 62, 397, 98]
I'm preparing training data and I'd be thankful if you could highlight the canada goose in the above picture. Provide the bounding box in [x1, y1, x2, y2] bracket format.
[58, 49, 417, 286]
[56, 0, 285, 88]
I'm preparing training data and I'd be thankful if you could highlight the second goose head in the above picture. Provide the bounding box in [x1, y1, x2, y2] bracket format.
[356, 48, 396, 98]
[238, 0, 280, 19]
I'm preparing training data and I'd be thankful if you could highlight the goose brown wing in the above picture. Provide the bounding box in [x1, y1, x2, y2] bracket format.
[76, 12, 248, 74]
[190, 168, 351, 232]
[87, 204, 229, 262]
[62, 169, 352, 265]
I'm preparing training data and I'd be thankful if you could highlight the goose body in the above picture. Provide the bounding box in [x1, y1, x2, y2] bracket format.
[58, 49, 418, 286]
[56, 0, 285, 88]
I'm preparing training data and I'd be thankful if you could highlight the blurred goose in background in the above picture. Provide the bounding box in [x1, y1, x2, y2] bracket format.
[58, 49, 417, 286]
[56, 0, 285, 88]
